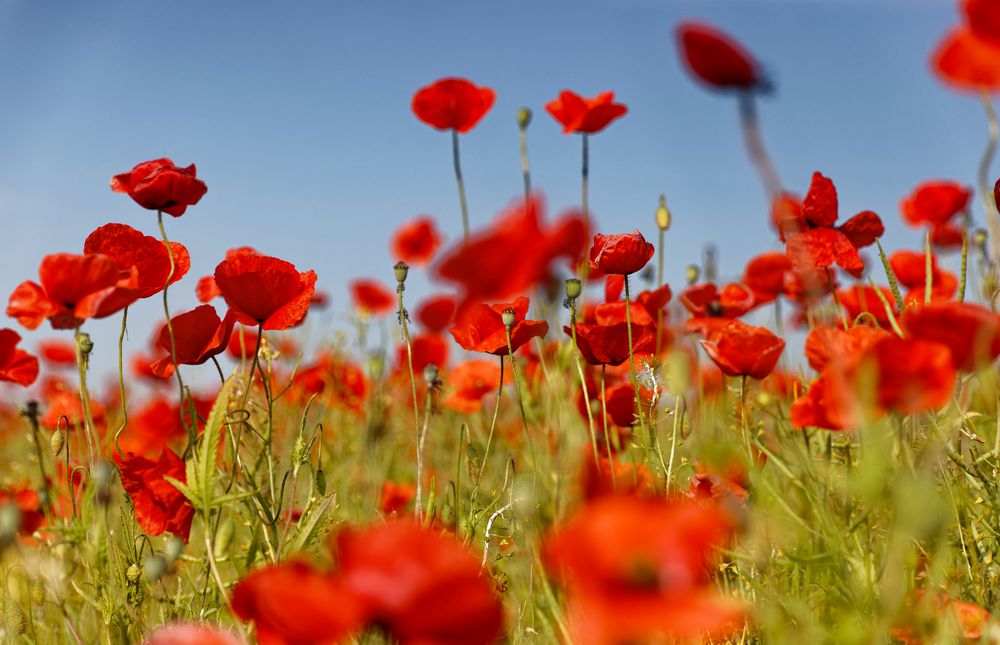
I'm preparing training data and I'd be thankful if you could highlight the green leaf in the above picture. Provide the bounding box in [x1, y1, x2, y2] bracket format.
[197, 374, 236, 510]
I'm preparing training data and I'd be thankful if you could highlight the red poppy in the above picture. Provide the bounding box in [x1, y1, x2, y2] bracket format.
[335, 521, 504, 645]
[291, 353, 369, 413]
[435, 195, 587, 311]
[580, 449, 653, 500]
[415, 294, 456, 332]
[37, 339, 77, 366]
[903, 301, 1000, 372]
[149, 305, 236, 378]
[0, 488, 45, 536]
[41, 380, 107, 431]
[397, 332, 450, 375]
[589, 231, 655, 276]
[232, 561, 367, 645]
[891, 590, 990, 645]
[214, 254, 317, 330]
[543, 496, 744, 645]
[690, 463, 750, 503]
[781, 172, 884, 278]
[0, 329, 39, 387]
[681, 282, 755, 322]
[900, 181, 971, 249]
[933, 26, 1000, 91]
[380, 481, 416, 515]
[116, 448, 195, 542]
[7, 253, 133, 330]
[411, 78, 496, 133]
[391, 216, 442, 266]
[349, 279, 396, 316]
[889, 250, 958, 304]
[803, 324, 890, 373]
[603, 382, 655, 428]
[546, 90, 628, 134]
[141, 623, 242, 645]
[742, 252, 793, 306]
[449, 296, 548, 356]
[110, 158, 207, 217]
[196, 248, 260, 304]
[676, 21, 763, 92]
[118, 396, 211, 458]
[836, 284, 899, 328]
[565, 318, 655, 367]
[699, 320, 784, 380]
[443, 359, 508, 413]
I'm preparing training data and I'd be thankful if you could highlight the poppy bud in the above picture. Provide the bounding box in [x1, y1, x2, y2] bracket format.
[126, 563, 142, 583]
[686, 264, 701, 285]
[518, 107, 532, 129]
[50, 428, 65, 456]
[656, 195, 671, 231]
[76, 333, 94, 357]
[423, 363, 439, 385]
[214, 518, 235, 558]
[974, 228, 988, 253]
[501, 308, 516, 328]
[315, 468, 327, 495]
[565, 278, 582, 300]
[394, 261, 409, 284]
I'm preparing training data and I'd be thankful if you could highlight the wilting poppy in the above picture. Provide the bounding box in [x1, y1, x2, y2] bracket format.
[110, 158, 207, 217]
[149, 305, 236, 378]
[415, 294, 457, 332]
[546, 90, 628, 134]
[391, 216, 442, 265]
[141, 623, 243, 645]
[589, 231, 655, 276]
[676, 21, 764, 92]
[903, 301, 1000, 372]
[0, 329, 39, 387]
[781, 172, 884, 278]
[214, 254, 317, 331]
[900, 181, 971, 249]
[7, 253, 133, 330]
[335, 521, 504, 645]
[443, 359, 507, 413]
[411, 78, 496, 133]
[543, 496, 744, 645]
[699, 320, 784, 380]
[232, 561, 367, 645]
[449, 296, 548, 356]
[116, 448, 195, 542]
[349, 279, 396, 316]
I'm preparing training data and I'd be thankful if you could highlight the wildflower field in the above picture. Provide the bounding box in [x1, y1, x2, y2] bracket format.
[8, 3, 1000, 644]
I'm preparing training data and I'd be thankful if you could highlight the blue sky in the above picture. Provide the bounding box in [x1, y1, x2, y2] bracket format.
[0, 0, 982, 380]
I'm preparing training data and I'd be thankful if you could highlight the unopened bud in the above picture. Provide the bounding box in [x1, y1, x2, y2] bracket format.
[394, 261, 409, 284]
[50, 429, 65, 456]
[423, 363, 439, 385]
[565, 278, 582, 300]
[685, 264, 700, 285]
[656, 195, 671, 231]
[501, 308, 516, 328]
[315, 468, 327, 496]
[517, 107, 532, 129]
[974, 228, 988, 252]
[77, 333, 93, 356]
[126, 563, 142, 583]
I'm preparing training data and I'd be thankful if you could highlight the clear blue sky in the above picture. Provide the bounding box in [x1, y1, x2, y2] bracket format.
[0, 0, 980, 379]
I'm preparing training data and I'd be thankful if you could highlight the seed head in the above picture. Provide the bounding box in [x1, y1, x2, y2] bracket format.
[50, 429, 65, 456]
[656, 195, 671, 231]
[565, 278, 582, 300]
[517, 107, 532, 129]
[394, 261, 409, 284]
[501, 308, 516, 328]
[685, 264, 700, 285]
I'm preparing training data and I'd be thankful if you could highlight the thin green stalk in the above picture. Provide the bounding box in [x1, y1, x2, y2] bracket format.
[738, 93, 782, 199]
[473, 357, 504, 497]
[600, 364, 616, 490]
[157, 211, 190, 440]
[875, 239, 906, 313]
[924, 230, 933, 305]
[113, 306, 129, 459]
[73, 328, 98, 465]
[568, 297, 600, 466]
[960, 229, 969, 303]
[623, 275, 648, 433]
[519, 120, 531, 200]
[452, 129, 470, 243]
[396, 280, 423, 519]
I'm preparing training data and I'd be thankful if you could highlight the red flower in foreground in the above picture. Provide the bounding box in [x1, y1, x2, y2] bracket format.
[781, 172, 884, 278]
[443, 359, 508, 413]
[110, 158, 207, 217]
[232, 561, 366, 645]
[7, 253, 132, 330]
[349, 279, 396, 316]
[149, 305, 236, 378]
[141, 623, 243, 645]
[411, 77, 495, 133]
[589, 231, 655, 276]
[699, 320, 784, 380]
[336, 521, 504, 645]
[900, 181, 971, 249]
[546, 90, 628, 134]
[116, 448, 195, 542]
[903, 301, 1000, 372]
[0, 329, 39, 387]
[391, 216, 442, 266]
[449, 296, 548, 356]
[676, 21, 764, 92]
[214, 254, 317, 330]
[544, 496, 744, 645]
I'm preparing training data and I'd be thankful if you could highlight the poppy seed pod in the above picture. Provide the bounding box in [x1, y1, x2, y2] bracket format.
[77, 332, 94, 357]
[501, 308, 516, 328]
[50, 428, 65, 456]
[686, 264, 701, 285]
[656, 195, 671, 231]
[565, 278, 582, 300]
[518, 107, 532, 128]
[394, 261, 409, 284]
[974, 228, 988, 253]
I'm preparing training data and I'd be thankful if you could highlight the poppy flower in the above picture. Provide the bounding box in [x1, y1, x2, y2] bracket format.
[0, 488, 45, 536]
[933, 26, 1000, 91]
[680, 282, 756, 337]
[449, 296, 548, 356]
[83, 223, 191, 316]
[116, 448, 195, 542]
[391, 216, 442, 265]
[291, 353, 369, 413]
[118, 395, 211, 458]
[0, 329, 39, 387]
[889, 250, 958, 304]
[546, 90, 628, 134]
[903, 301, 1000, 372]
[37, 339, 77, 366]
[335, 521, 504, 645]
[836, 284, 899, 328]
[742, 252, 793, 306]
[690, 464, 750, 503]
[214, 254, 317, 331]
[380, 481, 416, 515]
[411, 78, 496, 133]
[110, 158, 207, 217]
[7, 253, 134, 330]
[781, 172, 884, 278]
[803, 324, 890, 374]
[415, 294, 456, 332]
[443, 359, 508, 413]
[890, 590, 991, 645]
[231, 561, 367, 645]
[900, 181, 971, 249]
[589, 231, 655, 276]
[603, 382, 655, 428]
[543, 496, 744, 645]
[349, 279, 396, 316]
[435, 195, 587, 311]
[699, 320, 784, 380]
[41, 381, 107, 431]
[149, 305, 236, 378]
[580, 449, 653, 500]
[396, 333, 449, 375]
[676, 21, 764, 92]
[565, 318, 655, 367]
[141, 623, 243, 645]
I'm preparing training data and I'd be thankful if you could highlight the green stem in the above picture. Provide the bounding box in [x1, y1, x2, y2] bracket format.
[157, 211, 191, 441]
[113, 307, 129, 459]
[473, 357, 505, 497]
[73, 328, 98, 465]
[568, 298, 600, 466]
[519, 124, 531, 201]
[960, 229, 969, 303]
[396, 282, 422, 519]
[452, 129, 470, 243]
